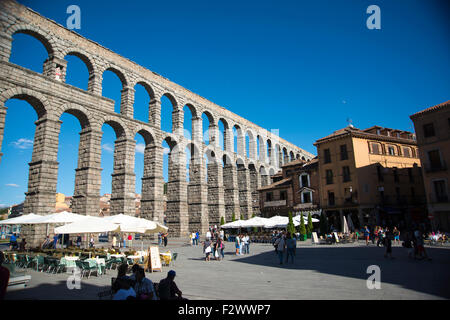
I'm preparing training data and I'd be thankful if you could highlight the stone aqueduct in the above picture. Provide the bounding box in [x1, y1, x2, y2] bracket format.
[0, 0, 313, 240]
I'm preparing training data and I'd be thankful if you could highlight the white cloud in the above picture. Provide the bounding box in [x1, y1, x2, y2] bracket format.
[135, 143, 145, 154]
[5, 183, 20, 188]
[11, 138, 33, 149]
[102, 144, 114, 153]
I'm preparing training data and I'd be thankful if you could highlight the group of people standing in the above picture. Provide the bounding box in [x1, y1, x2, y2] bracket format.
[362, 224, 431, 260]
[272, 231, 297, 265]
[234, 234, 250, 255]
[202, 229, 225, 261]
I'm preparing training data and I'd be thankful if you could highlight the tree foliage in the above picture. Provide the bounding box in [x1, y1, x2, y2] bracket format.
[287, 211, 296, 237]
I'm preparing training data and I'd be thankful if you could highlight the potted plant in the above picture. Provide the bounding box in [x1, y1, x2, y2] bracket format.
[306, 212, 313, 239]
[298, 214, 307, 241]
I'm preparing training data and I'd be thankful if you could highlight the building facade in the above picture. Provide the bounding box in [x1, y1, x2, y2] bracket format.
[410, 100, 450, 231]
[314, 125, 426, 231]
[258, 158, 320, 218]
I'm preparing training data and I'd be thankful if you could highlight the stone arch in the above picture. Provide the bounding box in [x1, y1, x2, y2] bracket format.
[0, 87, 49, 119]
[135, 126, 156, 147]
[134, 80, 156, 100]
[100, 116, 128, 139]
[184, 103, 198, 119]
[204, 147, 218, 163]
[55, 103, 91, 129]
[289, 150, 295, 162]
[269, 167, 276, 176]
[161, 92, 178, 110]
[259, 165, 268, 176]
[63, 49, 96, 75]
[222, 153, 233, 166]
[201, 109, 216, 125]
[7, 24, 55, 56]
[102, 65, 129, 88]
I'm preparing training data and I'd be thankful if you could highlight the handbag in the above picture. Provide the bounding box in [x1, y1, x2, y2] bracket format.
[215, 250, 219, 258]
[205, 246, 211, 253]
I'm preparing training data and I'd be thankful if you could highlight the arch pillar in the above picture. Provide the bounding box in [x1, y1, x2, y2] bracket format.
[88, 72, 102, 95]
[224, 127, 233, 153]
[22, 117, 61, 246]
[223, 164, 240, 223]
[209, 124, 219, 148]
[110, 137, 136, 216]
[172, 108, 184, 134]
[72, 127, 103, 216]
[237, 165, 252, 219]
[207, 160, 225, 227]
[166, 149, 189, 237]
[140, 145, 164, 223]
[191, 117, 203, 145]
[249, 168, 260, 215]
[0, 34, 12, 62]
[248, 137, 257, 160]
[237, 132, 245, 156]
[188, 156, 209, 234]
[43, 55, 67, 82]
[0, 105, 7, 164]
[149, 99, 161, 129]
[120, 86, 135, 118]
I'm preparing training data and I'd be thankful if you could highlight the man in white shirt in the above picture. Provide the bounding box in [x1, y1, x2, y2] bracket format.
[206, 230, 211, 240]
[243, 234, 250, 254]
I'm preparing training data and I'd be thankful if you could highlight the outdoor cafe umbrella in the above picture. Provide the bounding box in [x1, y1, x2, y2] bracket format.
[0, 213, 44, 225]
[54, 216, 120, 234]
[342, 215, 350, 234]
[240, 217, 271, 228]
[347, 214, 355, 232]
[220, 220, 246, 229]
[103, 214, 168, 250]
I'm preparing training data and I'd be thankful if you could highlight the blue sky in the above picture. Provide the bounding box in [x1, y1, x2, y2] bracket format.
[0, 0, 449, 207]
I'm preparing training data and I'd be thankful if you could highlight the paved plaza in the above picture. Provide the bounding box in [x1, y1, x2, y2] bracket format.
[3, 239, 450, 300]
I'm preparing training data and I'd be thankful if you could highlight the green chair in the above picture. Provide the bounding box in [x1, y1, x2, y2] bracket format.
[33, 255, 45, 272]
[81, 261, 98, 278]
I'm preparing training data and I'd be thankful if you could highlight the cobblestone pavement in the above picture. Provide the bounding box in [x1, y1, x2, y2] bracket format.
[3, 240, 450, 300]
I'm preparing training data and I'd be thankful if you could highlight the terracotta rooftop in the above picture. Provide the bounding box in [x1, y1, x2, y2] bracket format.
[410, 100, 450, 119]
[314, 125, 416, 145]
[258, 177, 292, 191]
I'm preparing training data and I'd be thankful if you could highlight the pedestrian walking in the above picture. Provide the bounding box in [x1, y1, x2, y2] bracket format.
[274, 233, 286, 265]
[76, 234, 82, 248]
[158, 232, 162, 246]
[235, 234, 240, 255]
[244, 234, 250, 254]
[286, 233, 296, 263]
[112, 235, 117, 249]
[89, 234, 95, 248]
[203, 238, 212, 261]
[384, 227, 394, 259]
[128, 234, 133, 248]
[163, 233, 168, 247]
[364, 226, 370, 246]
[393, 227, 400, 245]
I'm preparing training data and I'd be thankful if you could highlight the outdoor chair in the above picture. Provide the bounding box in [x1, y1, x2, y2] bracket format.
[15, 254, 25, 268]
[75, 260, 86, 278]
[33, 255, 46, 272]
[81, 261, 99, 278]
[170, 253, 178, 266]
[54, 259, 66, 274]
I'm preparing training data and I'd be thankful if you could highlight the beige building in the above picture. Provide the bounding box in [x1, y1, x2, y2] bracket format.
[314, 125, 426, 231]
[410, 100, 450, 231]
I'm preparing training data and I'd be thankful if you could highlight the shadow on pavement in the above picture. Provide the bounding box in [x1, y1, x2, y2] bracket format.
[231, 245, 450, 299]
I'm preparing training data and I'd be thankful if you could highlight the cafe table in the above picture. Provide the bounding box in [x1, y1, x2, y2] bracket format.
[61, 256, 79, 269]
